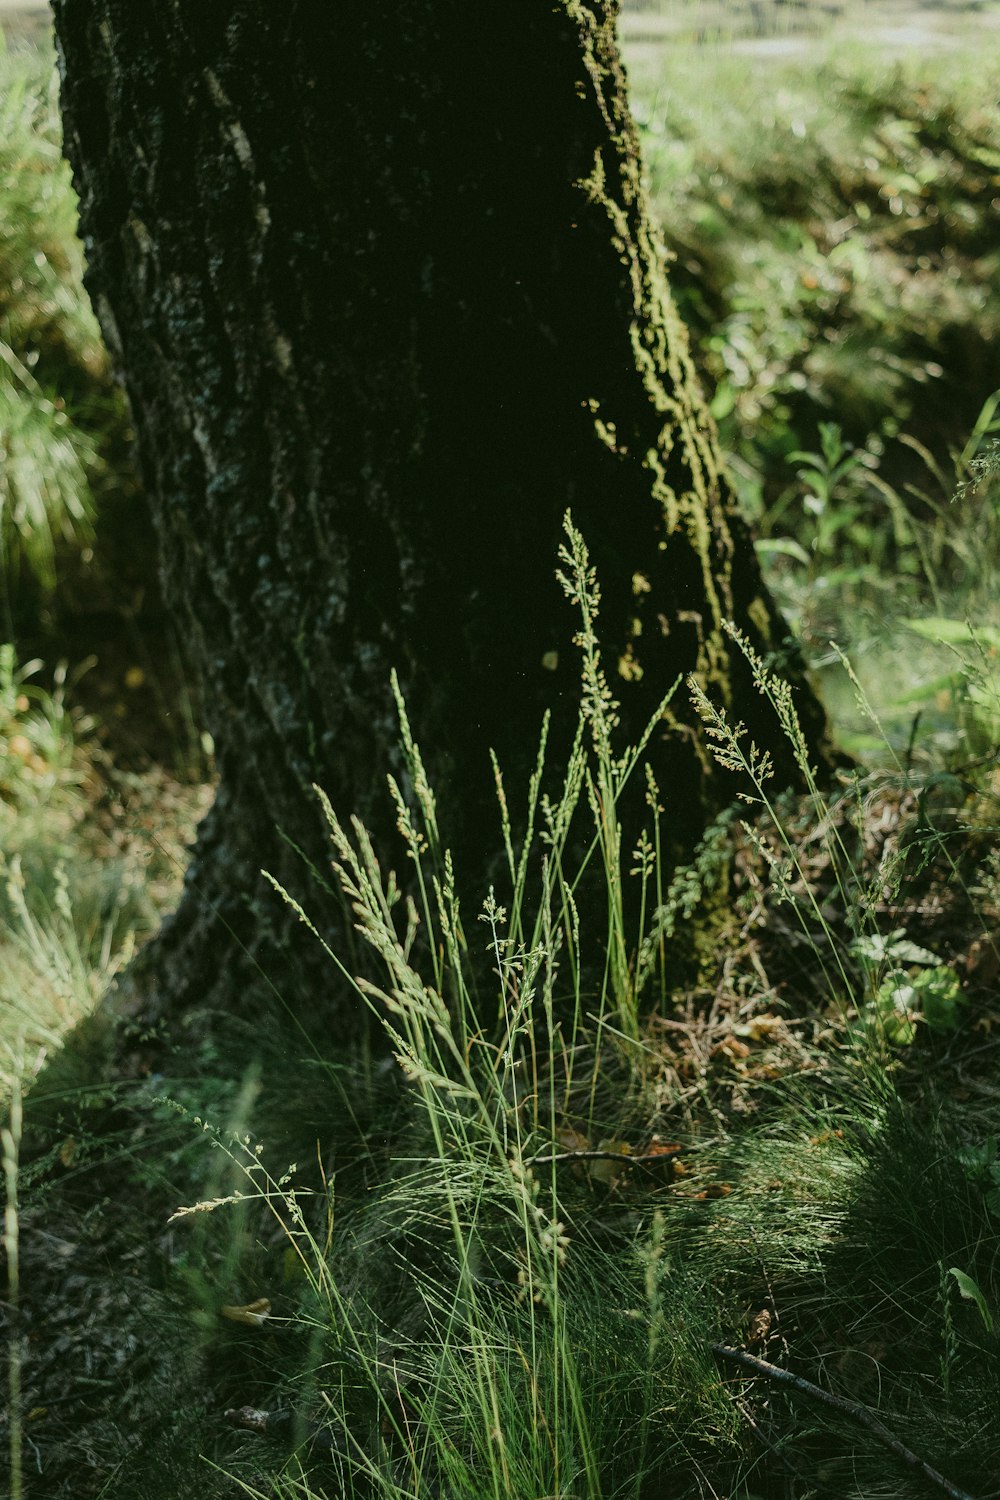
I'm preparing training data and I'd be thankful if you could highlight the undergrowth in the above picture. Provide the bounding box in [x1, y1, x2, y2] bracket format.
[0, 39, 106, 608]
[634, 36, 1000, 513]
[124, 517, 1000, 1500]
[632, 34, 1000, 761]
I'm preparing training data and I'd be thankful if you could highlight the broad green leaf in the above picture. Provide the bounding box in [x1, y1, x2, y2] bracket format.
[755, 537, 811, 566]
[874, 972, 918, 1045]
[957, 1138, 999, 1180]
[948, 1268, 994, 1332]
[710, 381, 736, 420]
[890, 672, 963, 708]
[902, 617, 1000, 650]
[853, 930, 940, 966]
[911, 966, 964, 1032]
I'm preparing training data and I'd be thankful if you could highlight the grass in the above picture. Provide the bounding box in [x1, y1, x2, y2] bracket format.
[0, 37, 108, 609]
[113, 519, 996, 1500]
[0, 37, 208, 1098]
[2, 15, 1000, 1500]
[0, 637, 210, 1096]
[629, 35, 1000, 508]
[633, 35, 1000, 482]
[625, 23, 1000, 770]
[2, 1072, 22, 1500]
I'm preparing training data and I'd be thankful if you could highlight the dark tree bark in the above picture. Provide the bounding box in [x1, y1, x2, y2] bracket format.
[52, 0, 833, 1034]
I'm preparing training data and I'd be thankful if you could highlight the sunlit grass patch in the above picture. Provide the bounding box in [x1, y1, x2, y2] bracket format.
[0, 43, 107, 599]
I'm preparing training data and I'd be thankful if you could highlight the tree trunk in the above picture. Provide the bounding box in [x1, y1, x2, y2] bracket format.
[52, 0, 832, 1035]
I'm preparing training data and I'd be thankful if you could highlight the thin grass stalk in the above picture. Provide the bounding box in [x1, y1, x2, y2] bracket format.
[690, 635, 858, 1003]
[3, 1071, 23, 1500]
[647, 766, 668, 1008]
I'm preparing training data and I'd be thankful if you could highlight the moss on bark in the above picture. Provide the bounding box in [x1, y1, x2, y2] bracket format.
[52, 0, 833, 1036]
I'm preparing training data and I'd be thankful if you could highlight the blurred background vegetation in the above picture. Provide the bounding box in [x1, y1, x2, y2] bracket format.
[627, 0, 1000, 759]
[0, 18, 209, 1089]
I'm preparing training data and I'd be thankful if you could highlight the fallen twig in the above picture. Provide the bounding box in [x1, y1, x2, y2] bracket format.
[711, 1343, 977, 1500]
